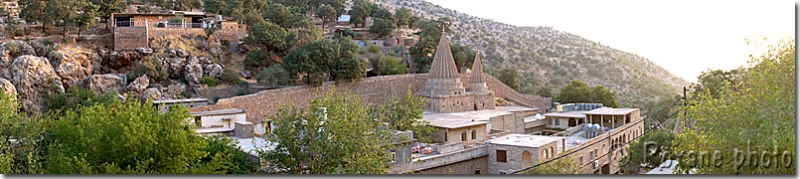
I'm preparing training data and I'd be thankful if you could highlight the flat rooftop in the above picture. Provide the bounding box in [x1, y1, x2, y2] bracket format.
[153, 98, 209, 104]
[422, 109, 514, 129]
[196, 127, 233, 133]
[583, 107, 638, 115]
[230, 137, 278, 156]
[190, 108, 244, 117]
[544, 110, 587, 119]
[486, 134, 563, 148]
[493, 106, 539, 112]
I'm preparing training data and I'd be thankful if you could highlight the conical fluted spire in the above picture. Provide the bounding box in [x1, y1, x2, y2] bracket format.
[470, 52, 485, 84]
[428, 32, 459, 79]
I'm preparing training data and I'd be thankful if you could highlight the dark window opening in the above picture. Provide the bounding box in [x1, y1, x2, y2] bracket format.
[496, 150, 507, 163]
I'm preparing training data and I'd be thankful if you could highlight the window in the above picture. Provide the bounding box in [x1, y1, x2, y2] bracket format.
[579, 156, 583, 166]
[475, 170, 481, 174]
[499, 172, 507, 174]
[548, 118, 552, 125]
[471, 129, 477, 140]
[594, 149, 598, 159]
[542, 149, 548, 159]
[389, 151, 396, 163]
[445, 132, 447, 142]
[496, 150, 507, 163]
[522, 150, 532, 162]
[461, 131, 467, 141]
[589, 151, 594, 159]
[194, 117, 202, 127]
[555, 118, 560, 125]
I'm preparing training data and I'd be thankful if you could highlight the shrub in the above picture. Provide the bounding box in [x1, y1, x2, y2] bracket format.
[367, 45, 381, 54]
[5, 42, 21, 58]
[256, 65, 289, 88]
[127, 57, 168, 83]
[200, 76, 221, 87]
[220, 67, 246, 85]
[181, 91, 191, 98]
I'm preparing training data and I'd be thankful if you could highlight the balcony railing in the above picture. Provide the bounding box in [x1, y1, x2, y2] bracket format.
[150, 22, 221, 29]
[114, 21, 136, 27]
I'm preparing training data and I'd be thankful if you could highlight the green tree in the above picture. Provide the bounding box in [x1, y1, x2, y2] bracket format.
[282, 38, 337, 86]
[371, 55, 407, 76]
[127, 56, 169, 83]
[520, 156, 580, 174]
[46, 0, 85, 38]
[202, 136, 259, 174]
[450, 43, 476, 72]
[408, 15, 420, 29]
[262, 3, 291, 28]
[393, 7, 411, 28]
[45, 97, 233, 174]
[372, 87, 435, 143]
[498, 68, 520, 92]
[314, 4, 336, 31]
[91, 0, 126, 28]
[672, 38, 795, 174]
[0, 90, 50, 174]
[259, 90, 393, 174]
[557, 80, 619, 108]
[19, 0, 50, 32]
[46, 86, 120, 115]
[75, 2, 99, 40]
[136, 5, 153, 13]
[256, 65, 290, 88]
[409, 19, 453, 73]
[692, 68, 743, 99]
[536, 86, 553, 98]
[369, 18, 395, 38]
[619, 129, 675, 174]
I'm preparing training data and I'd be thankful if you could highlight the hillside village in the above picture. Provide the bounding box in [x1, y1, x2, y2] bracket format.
[0, 0, 794, 175]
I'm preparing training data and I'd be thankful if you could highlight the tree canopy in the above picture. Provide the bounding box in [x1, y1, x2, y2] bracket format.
[672, 38, 795, 174]
[259, 90, 393, 174]
[556, 80, 619, 108]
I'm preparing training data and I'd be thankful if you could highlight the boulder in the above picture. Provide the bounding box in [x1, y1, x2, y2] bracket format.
[0, 46, 11, 80]
[0, 77, 16, 98]
[126, 74, 149, 94]
[4, 41, 37, 57]
[166, 84, 186, 99]
[141, 87, 162, 101]
[184, 56, 203, 86]
[49, 50, 95, 88]
[228, 41, 242, 54]
[240, 69, 251, 78]
[175, 49, 189, 58]
[105, 51, 144, 72]
[204, 64, 223, 78]
[135, 47, 153, 55]
[7, 55, 65, 113]
[168, 57, 186, 78]
[82, 74, 124, 95]
[27, 41, 47, 57]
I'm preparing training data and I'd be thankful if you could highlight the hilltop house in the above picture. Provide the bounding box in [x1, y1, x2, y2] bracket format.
[109, 11, 245, 51]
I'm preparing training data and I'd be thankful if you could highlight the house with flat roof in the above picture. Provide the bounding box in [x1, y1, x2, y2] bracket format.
[110, 11, 244, 51]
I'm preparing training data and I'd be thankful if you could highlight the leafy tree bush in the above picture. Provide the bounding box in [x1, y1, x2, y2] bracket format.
[371, 55, 407, 76]
[46, 86, 120, 115]
[556, 80, 619, 107]
[45, 97, 234, 174]
[127, 56, 169, 83]
[259, 90, 392, 174]
[256, 65, 290, 88]
[619, 129, 675, 174]
[220, 67, 246, 85]
[498, 68, 520, 92]
[200, 76, 221, 87]
[371, 87, 435, 143]
[202, 136, 259, 174]
[368, 18, 395, 38]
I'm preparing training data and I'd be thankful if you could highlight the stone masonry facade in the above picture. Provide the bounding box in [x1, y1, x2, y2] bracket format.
[189, 73, 552, 123]
[112, 14, 243, 51]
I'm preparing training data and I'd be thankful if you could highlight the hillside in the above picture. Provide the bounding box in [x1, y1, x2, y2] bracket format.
[374, 0, 691, 109]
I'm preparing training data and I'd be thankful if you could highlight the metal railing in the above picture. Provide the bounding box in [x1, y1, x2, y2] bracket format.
[150, 22, 221, 29]
[114, 21, 136, 27]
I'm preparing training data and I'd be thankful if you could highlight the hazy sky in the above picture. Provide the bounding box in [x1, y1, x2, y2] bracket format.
[424, 0, 795, 82]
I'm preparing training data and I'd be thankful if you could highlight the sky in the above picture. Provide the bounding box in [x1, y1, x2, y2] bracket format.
[424, 0, 795, 82]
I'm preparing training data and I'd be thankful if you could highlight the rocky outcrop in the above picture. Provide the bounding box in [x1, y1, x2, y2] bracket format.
[126, 74, 149, 94]
[102, 51, 145, 73]
[166, 84, 186, 99]
[82, 74, 124, 95]
[7, 55, 65, 113]
[142, 87, 162, 101]
[49, 50, 96, 88]
[5, 41, 37, 57]
[204, 64, 223, 78]
[27, 41, 47, 57]
[168, 57, 186, 78]
[184, 56, 203, 87]
[135, 47, 153, 56]
[0, 78, 15, 98]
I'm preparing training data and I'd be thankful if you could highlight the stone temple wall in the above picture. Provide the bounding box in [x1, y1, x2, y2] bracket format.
[189, 73, 551, 123]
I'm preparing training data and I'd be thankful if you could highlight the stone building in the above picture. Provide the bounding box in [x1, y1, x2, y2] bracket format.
[109, 11, 244, 51]
[419, 31, 495, 113]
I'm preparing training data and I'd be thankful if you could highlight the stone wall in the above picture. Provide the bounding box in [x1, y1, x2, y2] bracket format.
[413, 156, 488, 174]
[113, 27, 148, 51]
[189, 73, 552, 123]
[441, 124, 488, 145]
[149, 28, 206, 39]
[487, 141, 559, 174]
[410, 145, 489, 174]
